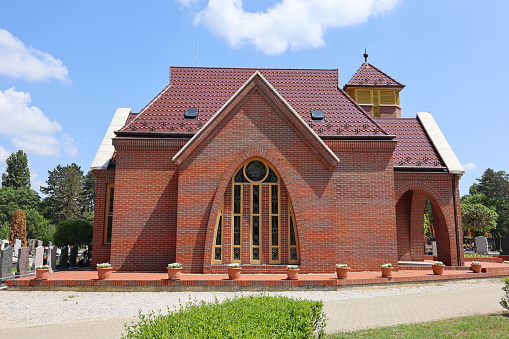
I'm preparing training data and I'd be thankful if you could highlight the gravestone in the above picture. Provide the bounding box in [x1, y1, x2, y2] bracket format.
[69, 245, 78, 267]
[37, 240, 43, 248]
[1, 239, 8, 250]
[60, 246, 69, 269]
[475, 236, 489, 255]
[16, 247, 30, 277]
[431, 240, 437, 256]
[0, 246, 14, 283]
[88, 243, 92, 259]
[13, 239, 21, 257]
[47, 246, 57, 272]
[501, 237, 509, 255]
[33, 245, 44, 269]
[28, 239, 36, 255]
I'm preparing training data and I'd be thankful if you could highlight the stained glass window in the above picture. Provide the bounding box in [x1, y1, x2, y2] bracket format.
[245, 160, 267, 182]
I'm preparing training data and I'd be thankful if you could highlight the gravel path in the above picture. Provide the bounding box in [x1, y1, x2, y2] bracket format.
[0, 279, 504, 329]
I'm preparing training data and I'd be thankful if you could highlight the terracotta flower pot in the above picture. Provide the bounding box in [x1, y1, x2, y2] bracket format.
[335, 267, 350, 279]
[97, 267, 114, 280]
[228, 267, 242, 280]
[286, 269, 300, 280]
[35, 268, 50, 280]
[432, 265, 445, 275]
[471, 263, 483, 273]
[167, 267, 182, 280]
[381, 266, 393, 277]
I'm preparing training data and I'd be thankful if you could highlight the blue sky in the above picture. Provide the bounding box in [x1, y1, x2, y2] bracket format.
[0, 0, 507, 196]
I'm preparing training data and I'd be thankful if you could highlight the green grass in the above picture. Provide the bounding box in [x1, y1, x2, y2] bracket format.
[124, 294, 326, 338]
[327, 313, 509, 338]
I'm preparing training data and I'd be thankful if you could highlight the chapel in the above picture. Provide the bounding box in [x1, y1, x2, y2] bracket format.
[91, 54, 465, 273]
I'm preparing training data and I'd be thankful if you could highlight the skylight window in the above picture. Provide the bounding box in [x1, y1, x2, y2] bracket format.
[311, 110, 324, 120]
[185, 108, 199, 119]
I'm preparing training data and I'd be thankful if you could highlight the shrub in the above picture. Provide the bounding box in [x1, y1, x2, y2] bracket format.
[335, 264, 348, 268]
[52, 219, 93, 247]
[501, 277, 509, 311]
[97, 262, 111, 268]
[227, 263, 240, 268]
[167, 263, 182, 268]
[9, 209, 27, 247]
[124, 294, 327, 338]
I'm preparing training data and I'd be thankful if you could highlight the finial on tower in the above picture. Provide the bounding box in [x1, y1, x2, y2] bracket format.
[363, 48, 368, 63]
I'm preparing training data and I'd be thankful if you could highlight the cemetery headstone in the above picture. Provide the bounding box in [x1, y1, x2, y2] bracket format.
[88, 243, 92, 259]
[28, 239, 36, 255]
[69, 245, 78, 267]
[0, 246, 14, 282]
[33, 245, 44, 269]
[431, 240, 437, 256]
[501, 237, 509, 255]
[48, 246, 57, 272]
[475, 236, 489, 255]
[16, 247, 30, 277]
[37, 240, 43, 248]
[60, 246, 69, 269]
[13, 239, 21, 257]
[1, 239, 8, 250]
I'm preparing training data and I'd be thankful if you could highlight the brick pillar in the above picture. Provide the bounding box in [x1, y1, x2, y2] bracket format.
[409, 190, 426, 261]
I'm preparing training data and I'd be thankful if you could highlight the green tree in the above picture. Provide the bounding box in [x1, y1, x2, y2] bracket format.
[0, 187, 40, 225]
[41, 163, 85, 224]
[466, 169, 509, 236]
[25, 208, 53, 243]
[461, 203, 498, 235]
[52, 219, 93, 247]
[2, 150, 30, 189]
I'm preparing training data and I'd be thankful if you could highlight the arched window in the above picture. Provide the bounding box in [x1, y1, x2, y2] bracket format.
[212, 158, 300, 265]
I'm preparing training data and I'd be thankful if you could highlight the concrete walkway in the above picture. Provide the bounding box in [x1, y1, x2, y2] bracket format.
[0, 281, 506, 338]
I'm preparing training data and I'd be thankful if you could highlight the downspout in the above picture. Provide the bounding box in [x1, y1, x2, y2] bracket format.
[452, 174, 461, 266]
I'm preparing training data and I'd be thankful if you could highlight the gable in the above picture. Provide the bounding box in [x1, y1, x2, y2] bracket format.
[172, 72, 339, 170]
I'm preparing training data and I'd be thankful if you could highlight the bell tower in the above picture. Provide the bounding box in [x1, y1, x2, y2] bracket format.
[344, 50, 405, 118]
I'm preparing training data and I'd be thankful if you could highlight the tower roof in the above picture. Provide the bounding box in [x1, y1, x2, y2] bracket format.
[345, 62, 404, 88]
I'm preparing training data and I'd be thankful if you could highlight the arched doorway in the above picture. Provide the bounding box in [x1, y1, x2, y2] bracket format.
[211, 158, 300, 265]
[396, 189, 453, 265]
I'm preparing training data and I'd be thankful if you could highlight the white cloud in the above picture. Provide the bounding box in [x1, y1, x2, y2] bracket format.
[193, 0, 401, 54]
[0, 146, 9, 163]
[0, 88, 78, 157]
[0, 29, 69, 82]
[176, 0, 199, 6]
[30, 169, 44, 194]
[462, 163, 477, 171]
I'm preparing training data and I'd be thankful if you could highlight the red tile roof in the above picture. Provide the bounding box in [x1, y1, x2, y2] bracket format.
[118, 67, 388, 137]
[345, 63, 404, 87]
[374, 118, 445, 168]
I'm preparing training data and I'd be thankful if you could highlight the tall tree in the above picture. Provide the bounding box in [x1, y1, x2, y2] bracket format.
[0, 186, 40, 225]
[82, 169, 96, 214]
[466, 168, 509, 236]
[2, 150, 30, 189]
[462, 203, 498, 235]
[40, 163, 84, 224]
[9, 209, 27, 247]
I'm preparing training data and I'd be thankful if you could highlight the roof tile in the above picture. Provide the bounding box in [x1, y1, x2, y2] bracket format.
[119, 67, 388, 136]
[346, 63, 404, 87]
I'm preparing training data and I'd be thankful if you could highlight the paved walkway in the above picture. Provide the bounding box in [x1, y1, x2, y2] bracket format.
[0, 280, 506, 338]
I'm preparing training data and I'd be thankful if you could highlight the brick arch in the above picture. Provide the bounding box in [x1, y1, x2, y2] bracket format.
[395, 181, 456, 265]
[202, 149, 301, 269]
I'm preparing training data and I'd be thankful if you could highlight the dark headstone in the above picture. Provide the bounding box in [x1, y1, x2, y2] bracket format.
[60, 246, 69, 269]
[0, 246, 14, 282]
[501, 237, 509, 255]
[88, 243, 92, 259]
[69, 245, 78, 267]
[48, 246, 57, 272]
[16, 247, 30, 277]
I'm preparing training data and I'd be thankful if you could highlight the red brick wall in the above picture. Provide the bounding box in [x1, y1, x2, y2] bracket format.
[396, 191, 412, 260]
[91, 169, 115, 267]
[327, 140, 399, 271]
[108, 138, 186, 271]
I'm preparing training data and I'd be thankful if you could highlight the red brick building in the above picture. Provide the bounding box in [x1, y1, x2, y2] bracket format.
[91, 58, 465, 273]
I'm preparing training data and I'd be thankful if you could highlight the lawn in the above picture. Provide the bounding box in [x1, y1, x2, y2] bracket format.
[327, 313, 509, 338]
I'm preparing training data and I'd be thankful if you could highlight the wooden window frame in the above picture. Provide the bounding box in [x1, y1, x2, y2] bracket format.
[288, 200, 300, 264]
[269, 183, 281, 264]
[103, 183, 114, 245]
[231, 183, 243, 263]
[212, 200, 224, 264]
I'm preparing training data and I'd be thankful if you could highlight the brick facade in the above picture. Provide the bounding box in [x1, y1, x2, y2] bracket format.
[91, 67, 464, 273]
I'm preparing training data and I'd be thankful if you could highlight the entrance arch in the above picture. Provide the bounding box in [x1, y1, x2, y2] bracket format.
[211, 158, 300, 265]
[395, 187, 454, 265]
